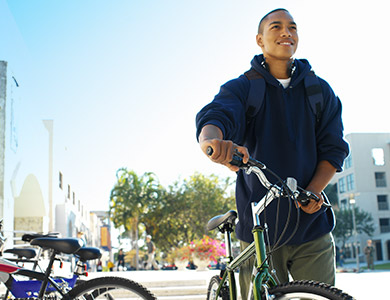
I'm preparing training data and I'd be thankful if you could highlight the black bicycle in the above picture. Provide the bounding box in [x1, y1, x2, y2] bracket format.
[0, 231, 156, 299]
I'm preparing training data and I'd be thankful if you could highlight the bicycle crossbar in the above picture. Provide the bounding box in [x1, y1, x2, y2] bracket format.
[226, 242, 255, 271]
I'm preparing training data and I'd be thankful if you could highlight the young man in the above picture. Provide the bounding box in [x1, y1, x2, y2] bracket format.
[196, 8, 349, 299]
[364, 240, 375, 270]
[145, 235, 159, 270]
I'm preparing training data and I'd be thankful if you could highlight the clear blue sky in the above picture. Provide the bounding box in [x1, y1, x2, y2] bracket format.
[1, 0, 389, 211]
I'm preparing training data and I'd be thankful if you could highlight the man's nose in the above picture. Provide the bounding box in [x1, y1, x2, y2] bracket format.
[280, 26, 292, 37]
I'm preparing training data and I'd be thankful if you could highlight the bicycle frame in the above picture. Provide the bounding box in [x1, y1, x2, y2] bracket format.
[215, 216, 277, 299]
[213, 166, 295, 300]
[0, 251, 77, 299]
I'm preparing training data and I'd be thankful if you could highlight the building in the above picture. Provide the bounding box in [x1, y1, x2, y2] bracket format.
[0, 61, 108, 250]
[332, 132, 390, 262]
[0, 60, 50, 246]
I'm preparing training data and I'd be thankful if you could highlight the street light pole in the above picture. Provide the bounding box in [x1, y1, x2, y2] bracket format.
[349, 195, 360, 272]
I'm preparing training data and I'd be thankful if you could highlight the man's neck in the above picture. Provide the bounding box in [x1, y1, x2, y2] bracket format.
[264, 56, 293, 79]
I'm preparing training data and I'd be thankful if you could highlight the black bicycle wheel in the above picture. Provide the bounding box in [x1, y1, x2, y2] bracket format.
[207, 275, 230, 300]
[64, 276, 157, 299]
[263, 280, 354, 300]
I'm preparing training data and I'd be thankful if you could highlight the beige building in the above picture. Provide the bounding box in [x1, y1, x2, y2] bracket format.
[332, 132, 390, 262]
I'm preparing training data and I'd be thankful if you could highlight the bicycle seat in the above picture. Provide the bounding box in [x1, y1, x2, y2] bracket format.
[22, 233, 59, 242]
[207, 210, 237, 231]
[31, 237, 83, 254]
[4, 248, 37, 259]
[75, 247, 102, 261]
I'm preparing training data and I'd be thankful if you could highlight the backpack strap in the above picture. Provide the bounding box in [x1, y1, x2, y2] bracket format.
[304, 70, 324, 130]
[244, 68, 324, 130]
[244, 68, 265, 122]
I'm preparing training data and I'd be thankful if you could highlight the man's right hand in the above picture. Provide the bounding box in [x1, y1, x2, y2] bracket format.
[199, 125, 249, 172]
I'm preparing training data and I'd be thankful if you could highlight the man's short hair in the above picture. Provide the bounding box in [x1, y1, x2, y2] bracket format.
[258, 8, 290, 34]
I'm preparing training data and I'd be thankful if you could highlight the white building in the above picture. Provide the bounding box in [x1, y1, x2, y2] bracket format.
[332, 132, 390, 262]
[0, 61, 105, 249]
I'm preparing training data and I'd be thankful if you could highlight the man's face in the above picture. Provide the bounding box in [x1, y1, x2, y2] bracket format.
[256, 11, 298, 60]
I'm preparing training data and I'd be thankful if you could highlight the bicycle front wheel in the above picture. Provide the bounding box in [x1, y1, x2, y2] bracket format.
[264, 280, 354, 300]
[64, 276, 156, 299]
[207, 275, 230, 300]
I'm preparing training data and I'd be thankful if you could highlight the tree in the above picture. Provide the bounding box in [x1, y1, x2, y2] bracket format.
[110, 169, 236, 259]
[333, 206, 375, 248]
[141, 172, 236, 253]
[324, 183, 338, 206]
[109, 168, 160, 269]
[180, 173, 235, 239]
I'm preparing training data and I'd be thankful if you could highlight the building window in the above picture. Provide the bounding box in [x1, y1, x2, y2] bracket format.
[73, 192, 76, 205]
[372, 148, 385, 166]
[67, 185, 71, 199]
[59, 172, 63, 189]
[379, 218, 390, 233]
[346, 174, 355, 191]
[375, 172, 387, 187]
[340, 198, 347, 210]
[338, 177, 346, 194]
[377, 195, 389, 210]
[344, 154, 352, 169]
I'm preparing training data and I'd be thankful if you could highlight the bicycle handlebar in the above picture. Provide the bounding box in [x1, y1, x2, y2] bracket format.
[206, 146, 330, 208]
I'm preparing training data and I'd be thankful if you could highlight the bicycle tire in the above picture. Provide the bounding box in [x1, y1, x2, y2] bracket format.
[63, 276, 157, 299]
[263, 280, 354, 300]
[207, 275, 230, 300]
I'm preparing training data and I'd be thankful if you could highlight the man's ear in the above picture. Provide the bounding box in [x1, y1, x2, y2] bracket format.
[256, 34, 264, 48]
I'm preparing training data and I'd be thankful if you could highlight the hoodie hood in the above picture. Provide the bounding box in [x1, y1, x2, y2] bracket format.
[251, 54, 312, 87]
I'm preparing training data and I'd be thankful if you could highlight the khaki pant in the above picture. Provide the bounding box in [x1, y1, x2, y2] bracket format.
[146, 252, 159, 270]
[239, 233, 335, 300]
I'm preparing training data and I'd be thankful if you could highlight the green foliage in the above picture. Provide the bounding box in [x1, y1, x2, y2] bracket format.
[333, 206, 375, 247]
[324, 183, 338, 205]
[109, 168, 161, 239]
[109, 169, 235, 254]
[144, 173, 235, 253]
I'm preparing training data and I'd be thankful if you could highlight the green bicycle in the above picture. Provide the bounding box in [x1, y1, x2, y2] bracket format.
[205, 148, 354, 300]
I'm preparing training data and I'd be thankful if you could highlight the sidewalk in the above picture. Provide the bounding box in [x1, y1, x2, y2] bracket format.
[336, 260, 390, 273]
[88, 268, 390, 300]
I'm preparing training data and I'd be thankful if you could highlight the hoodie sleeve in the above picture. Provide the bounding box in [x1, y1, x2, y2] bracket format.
[195, 75, 250, 144]
[315, 79, 350, 172]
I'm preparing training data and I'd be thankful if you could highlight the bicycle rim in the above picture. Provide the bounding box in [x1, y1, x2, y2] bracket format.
[207, 275, 229, 300]
[65, 276, 156, 300]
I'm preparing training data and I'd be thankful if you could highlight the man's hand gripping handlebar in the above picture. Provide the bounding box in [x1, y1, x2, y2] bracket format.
[206, 146, 331, 209]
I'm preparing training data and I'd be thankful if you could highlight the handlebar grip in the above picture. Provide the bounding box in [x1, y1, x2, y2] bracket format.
[296, 191, 332, 208]
[206, 146, 245, 167]
[206, 146, 214, 156]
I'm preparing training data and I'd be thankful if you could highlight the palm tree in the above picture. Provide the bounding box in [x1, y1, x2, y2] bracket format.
[109, 168, 160, 269]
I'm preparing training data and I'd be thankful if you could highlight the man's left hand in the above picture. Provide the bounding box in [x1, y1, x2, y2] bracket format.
[298, 192, 323, 214]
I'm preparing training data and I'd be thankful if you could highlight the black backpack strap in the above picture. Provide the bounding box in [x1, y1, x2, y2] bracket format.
[244, 68, 266, 122]
[304, 70, 324, 130]
[244, 68, 324, 131]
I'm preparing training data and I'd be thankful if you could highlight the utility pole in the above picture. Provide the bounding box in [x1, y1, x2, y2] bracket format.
[349, 193, 360, 272]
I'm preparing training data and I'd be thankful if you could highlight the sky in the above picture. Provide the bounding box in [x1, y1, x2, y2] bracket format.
[1, 0, 390, 211]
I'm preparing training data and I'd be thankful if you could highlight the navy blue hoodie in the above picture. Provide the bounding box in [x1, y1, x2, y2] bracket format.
[196, 54, 349, 245]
